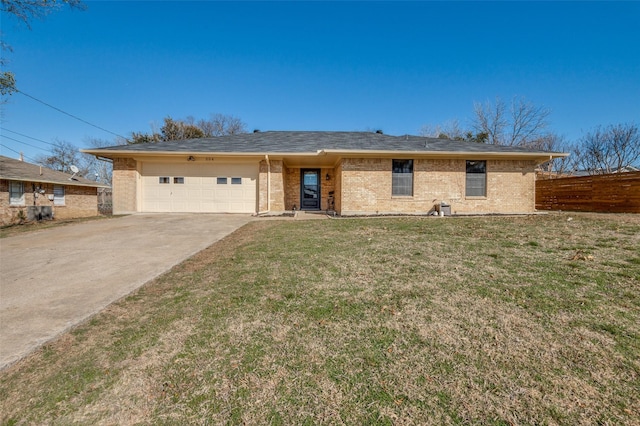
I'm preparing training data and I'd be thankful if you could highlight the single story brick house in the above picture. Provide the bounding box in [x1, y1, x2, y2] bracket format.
[82, 131, 567, 216]
[0, 155, 109, 225]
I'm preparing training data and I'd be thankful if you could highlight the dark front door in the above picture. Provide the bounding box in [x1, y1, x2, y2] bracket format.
[301, 169, 321, 210]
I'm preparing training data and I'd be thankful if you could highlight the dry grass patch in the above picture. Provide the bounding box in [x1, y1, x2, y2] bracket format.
[1, 214, 639, 425]
[0, 215, 112, 238]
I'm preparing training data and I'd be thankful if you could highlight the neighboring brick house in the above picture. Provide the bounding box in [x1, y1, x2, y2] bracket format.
[0, 155, 109, 225]
[82, 131, 567, 216]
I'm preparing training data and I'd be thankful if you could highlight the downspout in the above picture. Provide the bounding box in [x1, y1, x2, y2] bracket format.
[267, 154, 271, 212]
[258, 154, 271, 215]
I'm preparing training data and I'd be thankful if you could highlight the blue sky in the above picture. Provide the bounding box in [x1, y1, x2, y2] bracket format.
[1, 1, 639, 162]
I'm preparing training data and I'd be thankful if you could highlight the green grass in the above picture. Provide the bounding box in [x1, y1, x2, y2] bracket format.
[1, 213, 639, 425]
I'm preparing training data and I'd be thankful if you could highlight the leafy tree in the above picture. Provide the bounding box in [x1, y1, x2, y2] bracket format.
[128, 131, 161, 145]
[161, 117, 205, 141]
[128, 114, 247, 144]
[0, 70, 16, 97]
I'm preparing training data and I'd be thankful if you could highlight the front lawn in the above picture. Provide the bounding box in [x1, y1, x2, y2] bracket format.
[1, 214, 639, 425]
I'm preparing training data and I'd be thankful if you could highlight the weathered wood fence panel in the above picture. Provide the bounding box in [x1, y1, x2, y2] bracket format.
[536, 171, 640, 213]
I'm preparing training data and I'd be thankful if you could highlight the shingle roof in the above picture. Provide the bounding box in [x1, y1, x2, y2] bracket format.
[0, 156, 108, 187]
[84, 131, 566, 156]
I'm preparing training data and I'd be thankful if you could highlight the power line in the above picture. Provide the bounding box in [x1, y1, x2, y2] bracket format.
[15, 88, 127, 139]
[2, 128, 58, 147]
[0, 143, 39, 163]
[1, 134, 52, 152]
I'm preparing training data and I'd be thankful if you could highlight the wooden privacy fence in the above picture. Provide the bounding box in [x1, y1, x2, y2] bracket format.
[536, 171, 640, 213]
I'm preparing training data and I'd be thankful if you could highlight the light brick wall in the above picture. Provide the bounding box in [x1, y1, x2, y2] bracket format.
[320, 168, 336, 211]
[0, 179, 99, 225]
[283, 167, 336, 211]
[259, 159, 285, 212]
[269, 160, 285, 211]
[53, 185, 99, 220]
[258, 160, 268, 212]
[284, 166, 300, 210]
[334, 162, 343, 213]
[112, 158, 138, 214]
[339, 158, 537, 215]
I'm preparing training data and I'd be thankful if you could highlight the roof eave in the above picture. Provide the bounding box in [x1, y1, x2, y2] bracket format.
[80, 149, 324, 157]
[321, 149, 570, 160]
[0, 176, 109, 188]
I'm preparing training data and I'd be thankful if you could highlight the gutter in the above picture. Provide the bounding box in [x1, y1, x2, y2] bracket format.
[82, 148, 569, 162]
[319, 149, 570, 159]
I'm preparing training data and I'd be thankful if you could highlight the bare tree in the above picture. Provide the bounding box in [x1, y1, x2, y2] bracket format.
[1, 0, 85, 27]
[81, 137, 113, 184]
[197, 113, 247, 137]
[35, 140, 88, 175]
[419, 119, 467, 140]
[472, 97, 551, 147]
[535, 134, 578, 176]
[575, 123, 640, 174]
[129, 114, 247, 144]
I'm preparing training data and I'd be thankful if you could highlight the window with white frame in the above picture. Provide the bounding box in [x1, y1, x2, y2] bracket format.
[53, 185, 65, 206]
[466, 160, 487, 197]
[9, 181, 25, 205]
[392, 159, 413, 196]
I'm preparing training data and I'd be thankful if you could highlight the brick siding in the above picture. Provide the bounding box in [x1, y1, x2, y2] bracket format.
[105, 156, 537, 216]
[338, 158, 537, 215]
[112, 158, 138, 214]
[1, 179, 99, 225]
[259, 159, 285, 212]
[283, 167, 336, 211]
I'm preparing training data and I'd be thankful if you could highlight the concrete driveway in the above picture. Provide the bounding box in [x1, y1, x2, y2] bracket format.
[0, 213, 252, 370]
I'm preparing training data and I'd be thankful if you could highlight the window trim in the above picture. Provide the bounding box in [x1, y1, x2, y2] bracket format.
[9, 181, 25, 206]
[465, 160, 487, 198]
[392, 159, 414, 197]
[53, 185, 65, 206]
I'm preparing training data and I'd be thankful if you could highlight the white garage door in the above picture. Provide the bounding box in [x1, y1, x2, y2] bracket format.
[141, 162, 258, 213]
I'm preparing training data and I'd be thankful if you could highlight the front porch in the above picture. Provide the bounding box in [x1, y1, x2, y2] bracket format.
[259, 159, 339, 214]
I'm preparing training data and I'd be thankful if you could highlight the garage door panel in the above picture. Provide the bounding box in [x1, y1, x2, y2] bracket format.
[141, 162, 257, 213]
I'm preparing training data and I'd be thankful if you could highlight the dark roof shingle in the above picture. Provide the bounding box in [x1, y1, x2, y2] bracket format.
[0, 156, 108, 187]
[85, 131, 564, 155]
